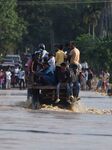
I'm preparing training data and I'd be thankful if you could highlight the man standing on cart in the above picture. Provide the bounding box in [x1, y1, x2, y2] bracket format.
[69, 42, 81, 100]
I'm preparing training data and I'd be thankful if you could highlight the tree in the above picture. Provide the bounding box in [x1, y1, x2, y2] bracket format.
[83, 5, 101, 39]
[18, 0, 87, 49]
[76, 34, 98, 65]
[0, 0, 26, 54]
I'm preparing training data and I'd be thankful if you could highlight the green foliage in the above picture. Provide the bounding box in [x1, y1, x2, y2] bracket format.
[76, 34, 97, 62]
[0, 0, 26, 54]
[76, 34, 112, 71]
[95, 39, 112, 71]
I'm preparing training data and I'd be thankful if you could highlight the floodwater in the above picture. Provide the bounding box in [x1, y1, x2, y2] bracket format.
[0, 90, 112, 150]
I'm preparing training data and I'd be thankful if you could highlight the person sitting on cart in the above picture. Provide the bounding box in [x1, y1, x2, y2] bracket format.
[37, 62, 56, 86]
[35, 43, 48, 63]
[55, 62, 71, 103]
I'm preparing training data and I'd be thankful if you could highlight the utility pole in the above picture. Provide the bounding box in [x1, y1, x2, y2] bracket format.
[104, 0, 108, 37]
[49, 20, 54, 51]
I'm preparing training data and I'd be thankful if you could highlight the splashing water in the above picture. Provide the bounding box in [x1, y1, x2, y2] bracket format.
[16, 100, 112, 115]
[70, 101, 112, 115]
[70, 101, 87, 113]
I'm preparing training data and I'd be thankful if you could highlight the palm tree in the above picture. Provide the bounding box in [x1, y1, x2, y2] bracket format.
[83, 13, 91, 35]
[90, 10, 101, 39]
[83, 6, 101, 39]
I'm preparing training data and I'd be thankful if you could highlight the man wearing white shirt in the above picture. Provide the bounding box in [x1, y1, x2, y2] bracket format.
[6, 69, 12, 89]
[18, 68, 25, 90]
[48, 53, 55, 73]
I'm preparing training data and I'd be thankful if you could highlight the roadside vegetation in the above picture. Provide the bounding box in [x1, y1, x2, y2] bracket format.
[0, 0, 112, 72]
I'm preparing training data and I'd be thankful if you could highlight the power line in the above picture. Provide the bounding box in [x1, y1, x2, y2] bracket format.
[17, 0, 112, 5]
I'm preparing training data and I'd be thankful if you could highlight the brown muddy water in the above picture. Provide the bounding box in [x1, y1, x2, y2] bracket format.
[0, 90, 112, 150]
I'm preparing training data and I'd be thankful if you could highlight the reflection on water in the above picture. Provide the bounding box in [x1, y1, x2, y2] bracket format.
[0, 90, 112, 150]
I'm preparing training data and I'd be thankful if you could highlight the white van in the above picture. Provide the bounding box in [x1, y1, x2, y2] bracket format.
[5, 55, 22, 63]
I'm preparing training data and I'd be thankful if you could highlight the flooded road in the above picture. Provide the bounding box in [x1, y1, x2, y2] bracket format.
[0, 90, 112, 150]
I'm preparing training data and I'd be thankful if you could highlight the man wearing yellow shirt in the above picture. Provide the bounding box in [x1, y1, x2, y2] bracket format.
[55, 45, 66, 67]
[55, 44, 66, 83]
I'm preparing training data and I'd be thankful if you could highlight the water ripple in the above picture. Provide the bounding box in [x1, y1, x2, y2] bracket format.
[0, 128, 73, 135]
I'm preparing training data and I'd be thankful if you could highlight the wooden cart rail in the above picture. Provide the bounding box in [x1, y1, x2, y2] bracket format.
[28, 85, 66, 90]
